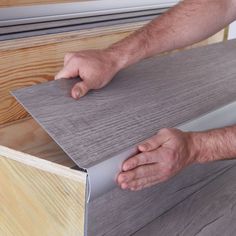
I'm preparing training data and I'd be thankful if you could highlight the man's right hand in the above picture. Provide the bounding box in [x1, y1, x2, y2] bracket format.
[55, 49, 122, 99]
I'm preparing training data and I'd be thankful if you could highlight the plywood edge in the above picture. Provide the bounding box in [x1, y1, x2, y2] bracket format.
[0, 21, 147, 51]
[0, 145, 86, 182]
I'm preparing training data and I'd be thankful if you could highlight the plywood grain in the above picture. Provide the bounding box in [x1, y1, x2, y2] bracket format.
[13, 39, 236, 169]
[0, 22, 145, 126]
[0, 146, 87, 236]
[133, 162, 236, 236]
[0, 117, 74, 167]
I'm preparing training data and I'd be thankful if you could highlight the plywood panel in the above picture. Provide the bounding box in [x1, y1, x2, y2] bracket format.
[0, 146, 87, 236]
[13, 39, 236, 169]
[0, 117, 74, 167]
[0, 0, 80, 7]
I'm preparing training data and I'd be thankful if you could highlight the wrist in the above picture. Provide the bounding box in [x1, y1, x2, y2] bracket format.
[104, 46, 129, 72]
[188, 131, 215, 164]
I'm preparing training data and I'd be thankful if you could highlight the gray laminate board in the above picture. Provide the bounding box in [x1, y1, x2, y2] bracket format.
[133, 160, 236, 236]
[13, 39, 236, 169]
[87, 160, 236, 236]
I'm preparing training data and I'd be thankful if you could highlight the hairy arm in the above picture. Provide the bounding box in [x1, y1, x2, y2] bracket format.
[56, 0, 236, 98]
[117, 125, 236, 191]
[193, 125, 236, 163]
[108, 0, 236, 69]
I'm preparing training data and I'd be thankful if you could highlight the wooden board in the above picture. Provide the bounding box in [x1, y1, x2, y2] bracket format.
[13, 39, 236, 169]
[0, 0, 80, 7]
[0, 117, 74, 167]
[133, 162, 236, 236]
[0, 146, 87, 236]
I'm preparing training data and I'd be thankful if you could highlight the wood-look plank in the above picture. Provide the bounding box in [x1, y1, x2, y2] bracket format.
[88, 160, 236, 236]
[0, 146, 86, 236]
[0, 117, 74, 167]
[13, 39, 236, 169]
[133, 162, 236, 236]
[0, 22, 145, 126]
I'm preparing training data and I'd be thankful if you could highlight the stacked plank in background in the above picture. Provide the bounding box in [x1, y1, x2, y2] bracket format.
[0, 0, 79, 7]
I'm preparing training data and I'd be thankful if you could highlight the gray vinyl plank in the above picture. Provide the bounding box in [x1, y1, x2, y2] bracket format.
[87, 160, 236, 236]
[12, 39, 236, 236]
[12, 39, 236, 169]
[133, 160, 236, 236]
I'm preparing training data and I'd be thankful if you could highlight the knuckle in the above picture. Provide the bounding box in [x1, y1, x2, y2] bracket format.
[140, 152, 150, 164]
[159, 128, 171, 135]
[64, 52, 74, 61]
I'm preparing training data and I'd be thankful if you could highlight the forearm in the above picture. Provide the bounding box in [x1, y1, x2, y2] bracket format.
[107, 0, 236, 70]
[191, 125, 236, 163]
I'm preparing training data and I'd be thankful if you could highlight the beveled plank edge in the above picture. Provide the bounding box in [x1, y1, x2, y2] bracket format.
[0, 145, 87, 182]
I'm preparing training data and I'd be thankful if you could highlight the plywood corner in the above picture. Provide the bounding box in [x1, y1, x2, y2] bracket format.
[0, 145, 87, 236]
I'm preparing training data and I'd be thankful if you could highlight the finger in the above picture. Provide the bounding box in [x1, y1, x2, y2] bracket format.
[130, 179, 164, 191]
[120, 175, 158, 190]
[64, 53, 74, 66]
[122, 151, 158, 171]
[138, 129, 169, 152]
[55, 60, 79, 80]
[118, 163, 158, 185]
[71, 81, 90, 99]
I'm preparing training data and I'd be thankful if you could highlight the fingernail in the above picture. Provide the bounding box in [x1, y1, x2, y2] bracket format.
[73, 89, 80, 99]
[123, 165, 130, 171]
[121, 183, 128, 189]
[139, 144, 147, 151]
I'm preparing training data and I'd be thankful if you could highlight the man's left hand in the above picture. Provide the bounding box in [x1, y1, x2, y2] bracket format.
[117, 128, 198, 191]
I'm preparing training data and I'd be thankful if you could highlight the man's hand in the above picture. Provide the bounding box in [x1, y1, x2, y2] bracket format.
[117, 128, 198, 191]
[55, 49, 122, 99]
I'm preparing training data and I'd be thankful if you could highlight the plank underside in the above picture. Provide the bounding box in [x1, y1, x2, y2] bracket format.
[0, 146, 87, 236]
[133, 162, 236, 236]
[13, 39, 236, 169]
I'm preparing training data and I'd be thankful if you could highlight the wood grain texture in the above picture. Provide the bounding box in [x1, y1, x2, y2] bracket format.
[0, 117, 74, 167]
[0, 146, 87, 236]
[88, 160, 236, 236]
[0, 22, 146, 126]
[133, 162, 236, 236]
[13, 39, 236, 169]
[0, 0, 81, 7]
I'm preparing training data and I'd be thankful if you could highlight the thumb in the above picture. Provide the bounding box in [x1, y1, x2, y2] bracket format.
[55, 61, 79, 80]
[71, 81, 90, 99]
